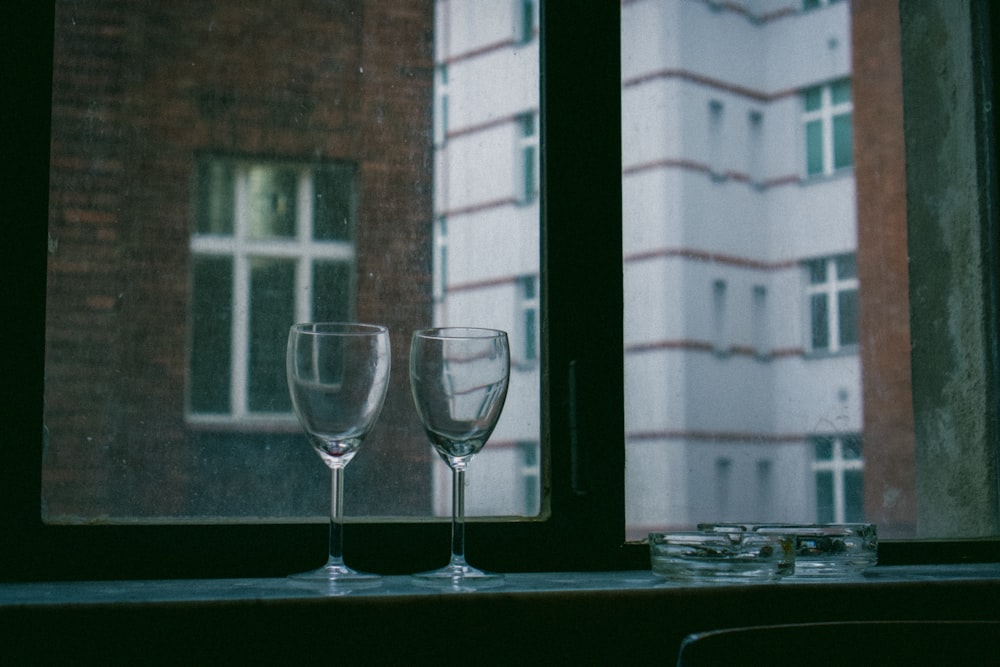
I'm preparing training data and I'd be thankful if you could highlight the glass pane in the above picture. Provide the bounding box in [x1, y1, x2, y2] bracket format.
[808, 258, 827, 283]
[248, 258, 294, 412]
[844, 470, 865, 522]
[816, 471, 834, 523]
[42, 0, 539, 523]
[838, 288, 859, 347]
[623, 2, 920, 540]
[836, 253, 856, 279]
[189, 257, 233, 413]
[814, 437, 834, 460]
[843, 435, 862, 460]
[811, 294, 829, 350]
[833, 112, 853, 169]
[313, 164, 355, 242]
[246, 166, 297, 239]
[831, 78, 851, 105]
[803, 86, 822, 112]
[806, 119, 824, 175]
[196, 161, 235, 235]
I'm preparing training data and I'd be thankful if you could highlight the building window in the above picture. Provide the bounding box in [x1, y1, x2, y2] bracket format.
[517, 274, 540, 365]
[802, 78, 852, 177]
[708, 99, 725, 179]
[812, 434, 864, 523]
[517, 0, 536, 44]
[712, 279, 728, 354]
[434, 64, 448, 146]
[752, 285, 768, 358]
[188, 158, 357, 421]
[803, 0, 844, 11]
[747, 110, 763, 185]
[804, 254, 858, 354]
[517, 112, 539, 203]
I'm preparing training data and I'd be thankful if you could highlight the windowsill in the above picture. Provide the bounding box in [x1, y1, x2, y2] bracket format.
[4, 564, 999, 661]
[3, 562, 999, 605]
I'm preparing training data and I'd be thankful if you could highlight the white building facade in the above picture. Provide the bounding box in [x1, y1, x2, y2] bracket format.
[433, 0, 861, 535]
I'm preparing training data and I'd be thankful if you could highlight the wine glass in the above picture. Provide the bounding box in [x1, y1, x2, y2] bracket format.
[286, 322, 390, 588]
[409, 327, 510, 587]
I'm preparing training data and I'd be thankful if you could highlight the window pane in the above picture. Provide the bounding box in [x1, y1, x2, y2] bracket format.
[248, 258, 295, 412]
[833, 112, 853, 169]
[313, 164, 355, 242]
[246, 166, 297, 239]
[803, 86, 822, 112]
[622, 1, 919, 540]
[42, 0, 539, 523]
[843, 435, 862, 460]
[190, 257, 233, 413]
[806, 119, 824, 175]
[196, 161, 235, 235]
[838, 288, 858, 347]
[836, 253, 856, 279]
[844, 470, 865, 522]
[831, 78, 851, 105]
[815, 437, 834, 460]
[811, 293, 829, 350]
[816, 471, 834, 523]
[808, 259, 827, 284]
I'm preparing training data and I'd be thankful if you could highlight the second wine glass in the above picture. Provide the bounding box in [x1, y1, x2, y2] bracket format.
[409, 327, 510, 587]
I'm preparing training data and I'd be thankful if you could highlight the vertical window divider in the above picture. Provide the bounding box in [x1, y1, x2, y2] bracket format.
[296, 169, 312, 324]
[231, 166, 251, 419]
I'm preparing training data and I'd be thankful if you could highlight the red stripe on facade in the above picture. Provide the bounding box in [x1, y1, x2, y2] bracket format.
[628, 429, 808, 444]
[438, 197, 522, 219]
[622, 157, 801, 191]
[623, 247, 800, 271]
[622, 68, 800, 102]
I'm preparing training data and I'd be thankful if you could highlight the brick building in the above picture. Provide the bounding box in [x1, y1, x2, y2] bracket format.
[44, 0, 435, 519]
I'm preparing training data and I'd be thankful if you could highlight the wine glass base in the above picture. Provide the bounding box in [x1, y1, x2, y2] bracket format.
[413, 562, 505, 590]
[288, 562, 382, 591]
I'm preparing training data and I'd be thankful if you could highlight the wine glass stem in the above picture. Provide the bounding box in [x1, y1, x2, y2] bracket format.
[329, 465, 346, 567]
[450, 463, 467, 568]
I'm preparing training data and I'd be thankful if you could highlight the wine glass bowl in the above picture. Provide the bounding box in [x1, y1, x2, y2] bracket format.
[286, 322, 390, 588]
[409, 327, 510, 587]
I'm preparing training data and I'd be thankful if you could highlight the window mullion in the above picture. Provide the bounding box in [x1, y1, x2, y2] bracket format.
[827, 259, 841, 352]
[296, 169, 312, 323]
[231, 169, 250, 418]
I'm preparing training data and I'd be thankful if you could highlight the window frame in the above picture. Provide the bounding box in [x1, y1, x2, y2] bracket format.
[186, 157, 358, 425]
[802, 78, 853, 178]
[5, 0, 1000, 583]
[804, 254, 859, 355]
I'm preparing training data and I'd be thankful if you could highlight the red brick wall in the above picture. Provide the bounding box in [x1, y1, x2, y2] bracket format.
[852, 0, 917, 538]
[44, 0, 434, 519]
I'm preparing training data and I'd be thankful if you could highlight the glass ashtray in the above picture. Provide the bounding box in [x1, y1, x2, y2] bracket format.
[699, 523, 878, 578]
[648, 531, 794, 582]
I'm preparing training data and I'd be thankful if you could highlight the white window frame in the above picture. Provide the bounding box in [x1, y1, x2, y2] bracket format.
[811, 434, 864, 523]
[187, 159, 355, 426]
[802, 79, 853, 177]
[515, 273, 540, 366]
[804, 254, 858, 354]
[517, 112, 539, 203]
[434, 64, 448, 146]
